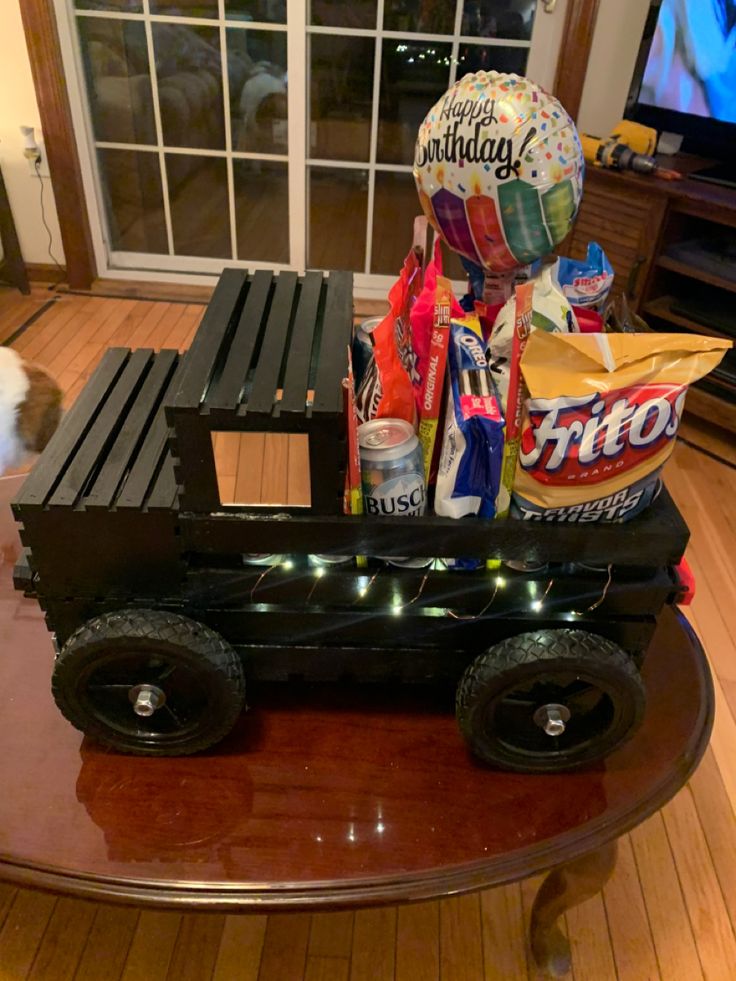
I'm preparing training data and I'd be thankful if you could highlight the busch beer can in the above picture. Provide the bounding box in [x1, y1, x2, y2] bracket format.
[358, 419, 426, 518]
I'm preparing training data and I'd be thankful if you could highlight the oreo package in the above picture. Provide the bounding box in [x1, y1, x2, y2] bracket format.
[435, 314, 505, 520]
[513, 331, 731, 523]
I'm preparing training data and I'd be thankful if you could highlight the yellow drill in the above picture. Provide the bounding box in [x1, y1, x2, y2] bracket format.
[581, 120, 681, 180]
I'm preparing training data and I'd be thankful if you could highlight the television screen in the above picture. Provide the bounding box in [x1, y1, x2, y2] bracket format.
[639, 0, 736, 124]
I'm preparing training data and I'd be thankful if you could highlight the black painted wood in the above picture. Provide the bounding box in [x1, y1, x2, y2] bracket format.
[206, 270, 272, 411]
[246, 271, 299, 416]
[148, 450, 178, 511]
[117, 356, 186, 511]
[86, 350, 178, 510]
[179, 488, 689, 566]
[14, 348, 129, 509]
[280, 271, 324, 415]
[313, 271, 353, 415]
[170, 268, 247, 411]
[49, 349, 153, 508]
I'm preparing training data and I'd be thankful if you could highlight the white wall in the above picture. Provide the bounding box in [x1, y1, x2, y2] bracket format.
[577, 0, 651, 137]
[0, 2, 65, 266]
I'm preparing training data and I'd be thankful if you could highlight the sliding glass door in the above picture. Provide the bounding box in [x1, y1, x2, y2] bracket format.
[57, 0, 565, 291]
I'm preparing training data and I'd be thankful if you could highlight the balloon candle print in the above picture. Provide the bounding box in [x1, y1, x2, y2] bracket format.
[414, 72, 584, 273]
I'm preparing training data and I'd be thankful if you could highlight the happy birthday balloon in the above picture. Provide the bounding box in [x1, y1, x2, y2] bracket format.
[413, 72, 584, 273]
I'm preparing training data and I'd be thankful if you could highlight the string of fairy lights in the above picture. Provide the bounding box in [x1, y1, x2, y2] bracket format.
[245, 558, 616, 620]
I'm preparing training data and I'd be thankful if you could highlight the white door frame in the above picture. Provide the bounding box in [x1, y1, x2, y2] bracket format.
[53, 0, 567, 299]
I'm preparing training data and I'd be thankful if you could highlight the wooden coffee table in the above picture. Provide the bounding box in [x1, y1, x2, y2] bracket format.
[0, 490, 713, 975]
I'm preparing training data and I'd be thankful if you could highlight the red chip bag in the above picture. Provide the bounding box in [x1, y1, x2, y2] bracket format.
[355, 250, 420, 426]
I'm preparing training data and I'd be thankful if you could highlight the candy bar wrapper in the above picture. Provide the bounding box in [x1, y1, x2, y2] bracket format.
[513, 332, 731, 523]
[343, 347, 363, 516]
[557, 242, 614, 312]
[417, 276, 452, 482]
[495, 280, 534, 519]
[355, 249, 420, 426]
[435, 314, 505, 520]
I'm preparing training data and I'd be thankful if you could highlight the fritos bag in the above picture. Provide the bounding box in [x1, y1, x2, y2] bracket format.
[513, 332, 731, 523]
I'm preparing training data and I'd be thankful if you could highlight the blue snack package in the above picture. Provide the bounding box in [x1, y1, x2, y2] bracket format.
[435, 314, 505, 520]
[557, 242, 614, 311]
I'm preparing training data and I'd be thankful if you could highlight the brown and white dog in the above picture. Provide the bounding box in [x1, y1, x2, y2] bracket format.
[0, 347, 62, 474]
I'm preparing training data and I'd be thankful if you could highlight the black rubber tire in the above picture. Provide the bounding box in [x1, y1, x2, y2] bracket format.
[52, 609, 245, 756]
[456, 629, 645, 773]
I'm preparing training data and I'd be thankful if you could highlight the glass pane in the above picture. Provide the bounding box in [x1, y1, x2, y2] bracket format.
[371, 172, 422, 275]
[167, 155, 231, 257]
[226, 0, 286, 22]
[309, 167, 368, 271]
[76, 18, 156, 144]
[383, 0, 454, 34]
[75, 1, 142, 10]
[456, 43, 528, 77]
[461, 0, 536, 40]
[152, 24, 224, 150]
[228, 29, 287, 154]
[233, 161, 289, 262]
[377, 40, 452, 166]
[310, 0, 377, 29]
[97, 149, 168, 253]
[150, 0, 218, 16]
[310, 36, 374, 162]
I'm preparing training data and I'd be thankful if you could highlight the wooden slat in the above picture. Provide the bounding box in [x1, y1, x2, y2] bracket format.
[15, 347, 130, 508]
[121, 911, 182, 981]
[86, 349, 178, 509]
[247, 271, 299, 415]
[207, 269, 273, 410]
[439, 894, 484, 981]
[260, 433, 289, 504]
[26, 896, 97, 980]
[117, 358, 187, 509]
[566, 893, 616, 981]
[304, 956, 349, 981]
[172, 268, 247, 408]
[257, 913, 310, 980]
[350, 908, 396, 981]
[280, 271, 324, 414]
[147, 448, 179, 511]
[601, 834, 659, 980]
[395, 902, 439, 981]
[0, 890, 57, 978]
[234, 432, 265, 504]
[165, 914, 225, 981]
[212, 916, 267, 981]
[479, 886, 528, 981]
[49, 349, 153, 508]
[287, 433, 311, 507]
[309, 912, 354, 959]
[313, 271, 353, 415]
[74, 905, 140, 981]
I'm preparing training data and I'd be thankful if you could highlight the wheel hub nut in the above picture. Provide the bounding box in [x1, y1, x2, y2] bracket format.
[533, 703, 571, 737]
[129, 684, 165, 717]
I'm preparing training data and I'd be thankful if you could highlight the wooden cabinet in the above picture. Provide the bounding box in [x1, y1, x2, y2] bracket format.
[564, 160, 736, 435]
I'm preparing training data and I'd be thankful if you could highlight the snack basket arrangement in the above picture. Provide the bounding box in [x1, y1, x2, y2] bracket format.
[11, 71, 730, 773]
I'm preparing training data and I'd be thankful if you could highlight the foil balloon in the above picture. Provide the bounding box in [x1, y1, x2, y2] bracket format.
[414, 72, 584, 273]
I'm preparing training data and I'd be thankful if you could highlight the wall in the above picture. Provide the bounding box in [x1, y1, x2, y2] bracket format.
[0, 2, 65, 267]
[577, 0, 651, 137]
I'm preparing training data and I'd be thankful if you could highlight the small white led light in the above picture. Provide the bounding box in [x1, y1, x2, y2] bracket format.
[314, 566, 325, 578]
[531, 600, 543, 612]
[496, 576, 507, 588]
[282, 560, 294, 570]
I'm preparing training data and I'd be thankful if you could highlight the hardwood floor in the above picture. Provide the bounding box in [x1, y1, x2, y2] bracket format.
[1, 287, 736, 979]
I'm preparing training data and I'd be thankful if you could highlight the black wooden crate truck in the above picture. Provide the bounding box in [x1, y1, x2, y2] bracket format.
[12, 269, 692, 773]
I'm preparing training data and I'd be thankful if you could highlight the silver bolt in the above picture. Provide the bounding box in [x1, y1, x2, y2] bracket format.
[130, 684, 163, 717]
[533, 703, 571, 737]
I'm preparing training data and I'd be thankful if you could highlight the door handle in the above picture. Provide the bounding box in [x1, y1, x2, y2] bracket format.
[542, 0, 558, 11]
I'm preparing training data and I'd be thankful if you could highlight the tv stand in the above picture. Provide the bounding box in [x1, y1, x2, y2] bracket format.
[690, 161, 736, 190]
[561, 153, 736, 437]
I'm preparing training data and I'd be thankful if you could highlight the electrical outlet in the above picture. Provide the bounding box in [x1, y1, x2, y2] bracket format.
[27, 140, 50, 178]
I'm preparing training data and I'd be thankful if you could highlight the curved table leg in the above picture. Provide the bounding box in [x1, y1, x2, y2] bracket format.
[529, 839, 617, 977]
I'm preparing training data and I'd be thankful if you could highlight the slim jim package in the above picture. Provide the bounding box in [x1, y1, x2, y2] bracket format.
[513, 332, 731, 523]
[417, 275, 452, 480]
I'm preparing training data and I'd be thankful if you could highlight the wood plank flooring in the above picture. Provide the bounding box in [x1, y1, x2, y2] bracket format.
[1, 288, 736, 980]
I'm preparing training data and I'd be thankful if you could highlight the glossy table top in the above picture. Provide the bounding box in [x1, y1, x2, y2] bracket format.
[0, 479, 713, 910]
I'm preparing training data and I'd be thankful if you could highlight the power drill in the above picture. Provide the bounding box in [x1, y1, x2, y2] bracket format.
[581, 121, 681, 180]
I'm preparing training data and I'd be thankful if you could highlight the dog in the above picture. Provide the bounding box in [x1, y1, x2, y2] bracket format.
[0, 347, 62, 475]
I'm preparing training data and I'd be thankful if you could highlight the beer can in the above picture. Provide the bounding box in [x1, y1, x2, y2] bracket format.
[309, 554, 354, 568]
[359, 418, 428, 566]
[352, 316, 383, 389]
